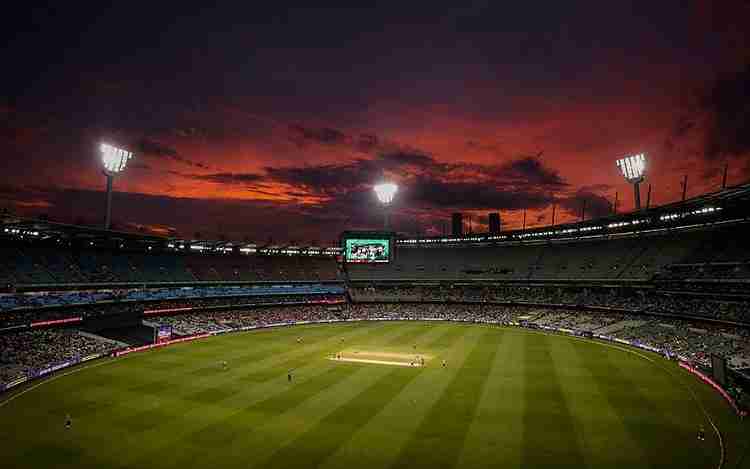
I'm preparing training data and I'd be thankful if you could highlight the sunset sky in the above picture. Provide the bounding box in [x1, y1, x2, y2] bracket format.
[1, 2, 748, 244]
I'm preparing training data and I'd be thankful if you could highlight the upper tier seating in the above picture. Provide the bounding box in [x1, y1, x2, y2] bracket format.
[0, 242, 339, 286]
[348, 224, 749, 282]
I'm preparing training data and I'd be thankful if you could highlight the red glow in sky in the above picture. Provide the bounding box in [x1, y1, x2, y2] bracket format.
[1, 3, 748, 242]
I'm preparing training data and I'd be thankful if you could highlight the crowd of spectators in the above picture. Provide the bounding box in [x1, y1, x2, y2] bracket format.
[0, 329, 117, 385]
[0, 242, 340, 287]
[0, 284, 344, 313]
[148, 303, 750, 374]
[0, 293, 346, 328]
[2, 301, 749, 409]
[350, 285, 750, 323]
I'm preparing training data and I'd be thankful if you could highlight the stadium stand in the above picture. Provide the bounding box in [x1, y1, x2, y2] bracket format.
[346, 224, 748, 282]
[0, 328, 117, 385]
[1, 183, 749, 409]
[0, 230, 340, 287]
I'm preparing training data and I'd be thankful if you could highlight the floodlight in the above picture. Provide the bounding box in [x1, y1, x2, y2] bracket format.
[374, 182, 398, 205]
[100, 142, 135, 230]
[616, 153, 646, 183]
[374, 182, 398, 230]
[101, 143, 134, 175]
[616, 153, 647, 210]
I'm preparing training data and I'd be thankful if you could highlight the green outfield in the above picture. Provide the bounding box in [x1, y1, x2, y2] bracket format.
[1, 321, 749, 468]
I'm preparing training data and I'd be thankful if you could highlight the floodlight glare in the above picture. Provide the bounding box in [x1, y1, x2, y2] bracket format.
[374, 182, 398, 205]
[100, 143, 134, 174]
[374, 182, 398, 230]
[616, 153, 647, 210]
[616, 153, 646, 183]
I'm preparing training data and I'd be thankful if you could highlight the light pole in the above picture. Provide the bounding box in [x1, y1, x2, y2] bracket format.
[100, 142, 134, 230]
[373, 182, 398, 230]
[615, 153, 647, 210]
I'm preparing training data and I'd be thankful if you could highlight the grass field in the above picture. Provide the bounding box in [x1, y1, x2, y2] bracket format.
[1, 321, 749, 468]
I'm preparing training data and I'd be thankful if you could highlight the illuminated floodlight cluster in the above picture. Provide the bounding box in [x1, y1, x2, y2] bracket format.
[374, 182, 398, 205]
[616, 153, 647, 182]
[100, 143, 134, 174]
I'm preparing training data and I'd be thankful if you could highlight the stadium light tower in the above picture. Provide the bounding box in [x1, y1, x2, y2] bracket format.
[100, 142, 134, 230]
[616, 153, 647, 210]
[374, 182, 398, 230]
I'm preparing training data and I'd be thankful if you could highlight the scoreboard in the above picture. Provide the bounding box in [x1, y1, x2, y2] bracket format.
[341, 231, 393, 264]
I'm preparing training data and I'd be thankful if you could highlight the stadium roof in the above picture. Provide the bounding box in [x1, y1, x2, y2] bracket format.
[0, 215, 341, 256]
[398, 181, 750, 246]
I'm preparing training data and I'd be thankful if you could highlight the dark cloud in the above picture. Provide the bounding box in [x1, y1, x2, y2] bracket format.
[128, 161, 152, 171]
[669, 60, 750, 182]
[559, 188, 612, 219]
[701, 63, 750, 162]
[379, 151, 435, 169]
[263, 151, 567, 212]
[165, 146, 576, 235]
[289, 124, 347, 147]
[488, 157, 568, 189]
[407, 177, 553, 210]
[286, 124, 408, 157]
[3, 184, 347, 243]
[265, 162, 374, 195]
[581, 183, 612, 192]
[187, 172, 265, 185]
[357, 133, 379, 152]
[136, 138, 209, 169]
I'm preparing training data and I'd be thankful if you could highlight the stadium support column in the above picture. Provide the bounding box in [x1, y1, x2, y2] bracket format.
[489, 212, 501, 234]
[681, 174, 688, 202]
[580, 200, 586, 221]
[633, 181, 641, 210]
[613, 192, 618, 214]
[551, 204, 556, 227]
[615, 153, 647, 212]
[100, 142, 135, 231]
[104, 174, 114, 230]
[451, 213, 463, 236]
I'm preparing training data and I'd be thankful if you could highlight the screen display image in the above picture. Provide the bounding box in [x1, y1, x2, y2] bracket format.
[345, 238, 390, 263]
[156, 325, 173, 343]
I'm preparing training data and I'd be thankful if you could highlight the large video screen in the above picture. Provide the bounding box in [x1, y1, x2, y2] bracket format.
[345, 238, 390, 263]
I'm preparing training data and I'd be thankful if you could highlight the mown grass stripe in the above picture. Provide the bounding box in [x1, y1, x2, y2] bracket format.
[422, 321, 472, 349]
[1, 324, 734, 469]
[258, 366, 419, 469]
[209, 321, 456, 469]
[137, 322, 438, 469]
[585, 343, 714, 468]
[389, 328, 501, 469]
[457, 328, 524, 468]
[569, 340, 660, 465]
[54, 323, 383, 437]
[116, 322, 408, 468]
[520, 333, 584, 468]
[185, 364, 363, 449]
[256, 324, 474, 469]
[299, 323, 482, 469]
[381, 321, 433, 347]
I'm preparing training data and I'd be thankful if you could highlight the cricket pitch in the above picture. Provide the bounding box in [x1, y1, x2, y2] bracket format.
[329, 350, 432, 367]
